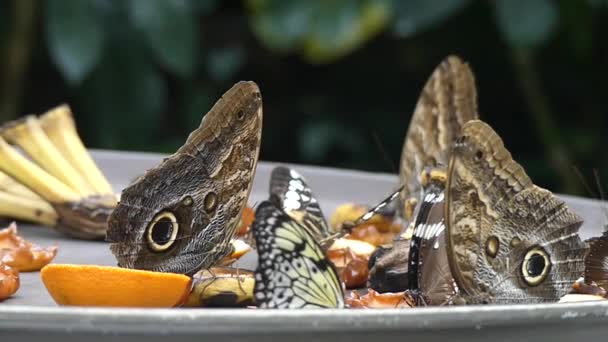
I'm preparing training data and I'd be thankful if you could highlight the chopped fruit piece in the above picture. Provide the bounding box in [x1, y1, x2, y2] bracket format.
[237, 206, 255, 236]
[330, 203, 388, 232]
[327, 247, 369, 289]
[0, 222, 57, 272]
[41, 264, 192, 307]
[0, 263, 19, 301]
[346, 289, 415, 308]
[217, 239, 253, 266]
[185, 267, 254, 307]
[348, 223, 397, 246]
[328, 238, 376, 258]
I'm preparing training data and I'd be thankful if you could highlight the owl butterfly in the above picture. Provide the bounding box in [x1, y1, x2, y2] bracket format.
[252, 200, 344, 309]
[443, 120, 587, 304]
[368, 55, 478, 292]
[398, 55, 478, 214]
[107, 81, 263, 276]
[585, 231, 608, 290]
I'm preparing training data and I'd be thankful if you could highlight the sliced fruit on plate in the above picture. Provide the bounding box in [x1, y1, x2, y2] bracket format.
[0, 263, 19, 301]
[185, 267, 254, 307]
[41, 264, 192, 307]
[0, 222, 57, 272]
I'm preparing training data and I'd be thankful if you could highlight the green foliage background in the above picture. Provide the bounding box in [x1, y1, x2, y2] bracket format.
[1, 0, 607, 196]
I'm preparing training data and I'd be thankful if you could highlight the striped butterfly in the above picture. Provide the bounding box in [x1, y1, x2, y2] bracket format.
[405, 168, 457, 305]
[252, 200, 344, 308]
[269, 165, 401, 249]
[269, 166, 331, 245]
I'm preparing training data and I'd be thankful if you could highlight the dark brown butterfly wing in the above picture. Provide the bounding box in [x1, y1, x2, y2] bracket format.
[445, 120, 587, 303]
[585, 231, 608, 289]
[399, 56, 478, 211]
[107, 81, 263, 275]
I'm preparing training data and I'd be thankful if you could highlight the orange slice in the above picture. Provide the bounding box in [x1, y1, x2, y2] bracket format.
[41, 264, 192, 307]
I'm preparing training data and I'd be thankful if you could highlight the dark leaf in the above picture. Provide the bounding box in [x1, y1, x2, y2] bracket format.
[189, 0, 219, 15]
[247, 0, 313, 52]
[45, 0, 105, 84]
[495, 0, 558, 48]
[128, 0, 199, 77]
[392, 0, 471, 38]
[303, 0, 392, 63]
[205, 46, 246, 81]
[77, 32, 166, 149]
[247, 0, 391, 63]
[298, 118, 366, 162]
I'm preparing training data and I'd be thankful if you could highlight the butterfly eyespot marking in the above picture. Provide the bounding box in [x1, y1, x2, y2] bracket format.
[182, 196, 193, 206]
[485, 236, 499, 258]
[146, 211, 179, 252]
[236, 110, 245, 120]
[510, 237, 522, 248]
[474, 150, 483, 160]
[521, 247, 551, 286]
[204, 192, 218, 213]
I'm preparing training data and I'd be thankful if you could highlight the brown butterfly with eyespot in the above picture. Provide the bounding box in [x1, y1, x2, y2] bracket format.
[441, 120, 588, 304]
[106, 81, 263, 276]
[368, 55, 479, 293]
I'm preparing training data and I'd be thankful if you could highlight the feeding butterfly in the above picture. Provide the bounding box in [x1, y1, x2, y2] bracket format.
[252, 200, 344, 308]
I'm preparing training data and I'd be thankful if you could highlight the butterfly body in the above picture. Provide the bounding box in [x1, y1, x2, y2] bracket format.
[107, 81, 263, 275]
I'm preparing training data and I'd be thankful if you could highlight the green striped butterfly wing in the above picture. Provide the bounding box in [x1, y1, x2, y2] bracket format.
[253, 201, 344, 309]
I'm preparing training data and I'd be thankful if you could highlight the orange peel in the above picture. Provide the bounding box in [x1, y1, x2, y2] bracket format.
[41, 264, 192, 307]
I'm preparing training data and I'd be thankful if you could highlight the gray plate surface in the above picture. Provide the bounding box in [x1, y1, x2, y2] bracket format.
[1, 150, 607, 341]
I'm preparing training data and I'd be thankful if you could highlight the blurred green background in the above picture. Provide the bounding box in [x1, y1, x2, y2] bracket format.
[0, 0, 607, 196]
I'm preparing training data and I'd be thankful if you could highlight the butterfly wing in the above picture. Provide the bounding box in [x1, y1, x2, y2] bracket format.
[585, 232, 608, 289]
[253, 201, 344, 309]
[445, 120, 587, 303]
[399, 56, 478, 210]
[107, 81, 263, 275]
[407, 180, 459, 305]
[269, 166, 330, 241]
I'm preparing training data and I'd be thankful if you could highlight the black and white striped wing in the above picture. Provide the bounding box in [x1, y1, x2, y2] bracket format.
[407, 182, 459, 305]
[269, 166, 330, 241]
[253, 201, 344, 309]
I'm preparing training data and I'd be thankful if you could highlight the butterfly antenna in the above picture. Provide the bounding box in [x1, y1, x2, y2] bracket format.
[593, 168, 608, 227]
[572, 165, 598, 199]
[371, 130, 397, 173]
